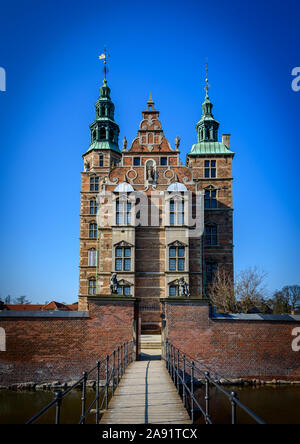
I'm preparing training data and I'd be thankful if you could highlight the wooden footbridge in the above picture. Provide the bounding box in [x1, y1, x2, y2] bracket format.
[100, 359, 191, 424]
[26, 338, 266, 425]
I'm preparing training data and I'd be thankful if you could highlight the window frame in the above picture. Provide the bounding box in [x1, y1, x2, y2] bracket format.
[89, 222, 97, 239]
[204, 188, 217, 209]
[169, 245, 185, 272]
[88, 249, 97, 267]
[204, 160, 217, 179]
[88, 278, 97, 295]
[115, 246, 132, 272]
[133, 157, 141, 166]
[205, 262, 218, 284]
[90, 176, 99, 192]
[116, 197, 132, 226]
[169, 196, 185, 226]
[205, 224, 218, 246]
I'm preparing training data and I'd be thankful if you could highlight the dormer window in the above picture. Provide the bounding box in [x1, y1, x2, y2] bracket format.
[170, 198, 184, 225]
[116, 198, 131, 225]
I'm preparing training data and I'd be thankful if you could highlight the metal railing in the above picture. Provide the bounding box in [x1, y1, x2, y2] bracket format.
[164, 340, 266, 425]
[26, 341, 134, 424]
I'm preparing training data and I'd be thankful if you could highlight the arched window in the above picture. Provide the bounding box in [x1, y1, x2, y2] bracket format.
[89, 222, 97, 239]
[90, 199, 98, 215]
[109, 129, 114, 141]
[116, 197, 131, 225]
[99, 127, 106, 140]
[88, 278, 96, 295]
[205, 225, 218, 246]
[88, 249, 97, 266]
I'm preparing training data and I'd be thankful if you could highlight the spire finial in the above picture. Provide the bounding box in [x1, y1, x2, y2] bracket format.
[205, 60, 210, 97]
[147, 92, 155, 110]
[99, 47, 108, 81]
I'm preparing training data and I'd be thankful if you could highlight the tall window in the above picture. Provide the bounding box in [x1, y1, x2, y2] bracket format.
[169, 285, 179, 297]
[205, 189, 217, 209]
[90, 199, 98, 215]
[115, 247, 131, 271]
[205, 225, 218, 246]
[205, 160, 216, 178]
[117, 285, 131, 296]
[88, 279, 96, 295]
[99, 155, 104, 167]
[169, 246, 185, 271]
[206, 263, 218, 284]
[88, 250, 97, 266]
[90, 176, 99, 192]
[116, 198, 131, 225]
[170, 198, 184, 225]
[89, 223, 97, 239]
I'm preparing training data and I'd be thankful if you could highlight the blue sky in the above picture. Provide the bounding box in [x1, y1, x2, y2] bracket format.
[0, 0, 299, 303]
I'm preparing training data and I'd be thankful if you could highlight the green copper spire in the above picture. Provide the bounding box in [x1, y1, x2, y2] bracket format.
[85, 76, 121, 154]
[188, 65, 234, 156]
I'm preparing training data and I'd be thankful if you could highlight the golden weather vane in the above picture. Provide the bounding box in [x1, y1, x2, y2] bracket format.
[99, 47, 108, 80]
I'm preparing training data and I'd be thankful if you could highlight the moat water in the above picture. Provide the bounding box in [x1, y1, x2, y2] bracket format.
[0, 385, 299, 424]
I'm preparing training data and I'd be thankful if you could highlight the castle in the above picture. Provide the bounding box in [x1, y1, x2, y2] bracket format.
[79, 76, 234, 333]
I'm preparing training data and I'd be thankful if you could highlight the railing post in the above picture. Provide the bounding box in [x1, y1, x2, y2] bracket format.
[165, 339, 168, 366]
[167, 342, 170, 373]
[96, 361, 100, 424]
[231, 391, 238, 425]
[120, 344, 123, 378]
[126, 342, 128, 368]
[112, 351, 116, 394]
[191, 362, 194, 424]
[173, 346, 176, 384]
[123, 342, 126, 372]
[117, 346, 120, 384]
[205, 371, 210, 424]
[171, 345, 174, 381]
[55, 391, 62, 425]
[182, 354, 186, 408]
[80, 371, 87, 424]
[177, 350, 180, 394]
[105, 355, 109, 410]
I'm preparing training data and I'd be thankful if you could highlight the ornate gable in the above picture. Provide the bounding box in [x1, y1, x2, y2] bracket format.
[127, 95, 174, 154]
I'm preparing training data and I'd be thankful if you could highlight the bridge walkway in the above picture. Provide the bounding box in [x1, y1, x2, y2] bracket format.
[100, 352, 191, 424]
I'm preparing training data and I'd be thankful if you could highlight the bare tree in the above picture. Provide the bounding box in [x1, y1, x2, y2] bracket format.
[281, 285, 300, 312]
[208, 267, 237, 313]
[235, 267, 267, 313]
[13, 296, 31, 304]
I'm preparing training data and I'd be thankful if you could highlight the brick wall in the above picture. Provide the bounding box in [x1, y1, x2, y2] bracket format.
[0, 299, 135, 384]
[164, 301, 300, 380]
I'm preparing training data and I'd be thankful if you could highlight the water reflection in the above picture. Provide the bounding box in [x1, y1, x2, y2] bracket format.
[0, 386, 299, 424]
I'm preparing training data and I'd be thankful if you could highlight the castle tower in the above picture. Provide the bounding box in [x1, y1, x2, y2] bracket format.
[187, 78, 234, 291]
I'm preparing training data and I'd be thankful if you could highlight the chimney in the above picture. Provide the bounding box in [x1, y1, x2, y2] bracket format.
[222, 134, 231, 148]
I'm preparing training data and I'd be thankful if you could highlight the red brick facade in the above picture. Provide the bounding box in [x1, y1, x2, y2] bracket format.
[0, 299, 135, 384]
[164, 301, 300, 380]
